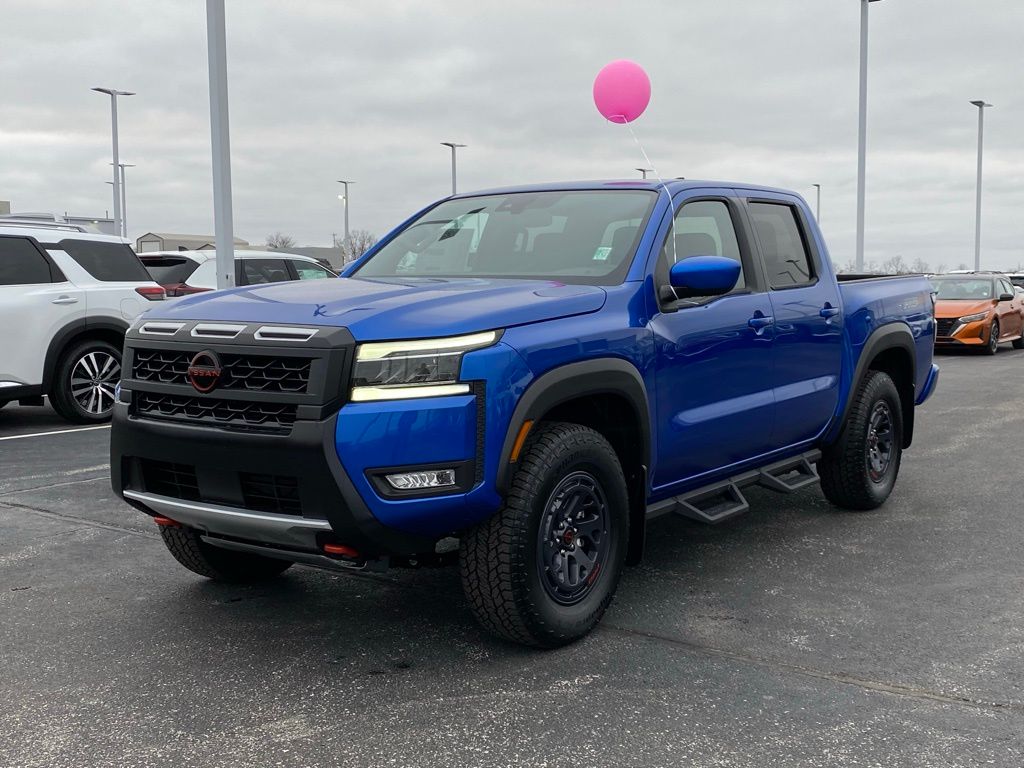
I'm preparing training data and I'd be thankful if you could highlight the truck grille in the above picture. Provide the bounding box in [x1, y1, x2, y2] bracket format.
[935, 318, 956, 338]
[132, 349, 312, 394]
[137, 461, 306, 517]
[240, 473, 303, 515]
[141, 460, 200, 501]
[135, 391, 297, 432]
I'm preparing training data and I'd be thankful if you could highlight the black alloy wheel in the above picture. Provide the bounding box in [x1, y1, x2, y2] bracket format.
[865, 401, 894, 483]
[536, 470, 610, 606]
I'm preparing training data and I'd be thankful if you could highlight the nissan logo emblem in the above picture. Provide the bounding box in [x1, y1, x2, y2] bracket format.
[187, 350, 223, 393]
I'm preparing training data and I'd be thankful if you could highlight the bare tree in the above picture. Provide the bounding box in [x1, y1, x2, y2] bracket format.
[266, 232, 296, 250]
[934, 263, 948, 274]
[880, 254, 908, 274]
[910, 257, 931, 274]
[339, 229, 378, 264]
[956, 262, 969, 271]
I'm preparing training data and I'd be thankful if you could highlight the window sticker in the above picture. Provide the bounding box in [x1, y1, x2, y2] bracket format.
[592, 246, 612, 262]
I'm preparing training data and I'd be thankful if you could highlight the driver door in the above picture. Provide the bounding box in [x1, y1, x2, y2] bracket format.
[648, 194, 775, 490]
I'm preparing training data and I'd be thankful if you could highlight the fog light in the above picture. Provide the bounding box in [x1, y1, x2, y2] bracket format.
[385, 469, 457, 490]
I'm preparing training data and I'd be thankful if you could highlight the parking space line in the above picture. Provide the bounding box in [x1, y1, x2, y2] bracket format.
[0, 425, 111, 442]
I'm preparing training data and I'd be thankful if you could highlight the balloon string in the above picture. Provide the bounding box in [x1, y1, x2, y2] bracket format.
[619, 119, 677, 266]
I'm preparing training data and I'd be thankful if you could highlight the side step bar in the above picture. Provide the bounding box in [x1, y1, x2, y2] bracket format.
[647, 450, 821, 525]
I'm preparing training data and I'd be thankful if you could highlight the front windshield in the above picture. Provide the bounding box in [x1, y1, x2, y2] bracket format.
[930, 277, 993, 300]
[354, 190, 655, 285]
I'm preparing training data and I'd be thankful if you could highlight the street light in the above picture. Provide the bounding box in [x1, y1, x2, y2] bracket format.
[855, 0, 884, 272]
[812, 183, 821, 222]
[636, 168, 653, 179]
[111, 162, 135, 238]
[970, 100, 992, 271]
[206, 0, 235, 289]
[91, 87, 134, 239]
[336, 180, 354, 243]
[440, 142, 466, 195]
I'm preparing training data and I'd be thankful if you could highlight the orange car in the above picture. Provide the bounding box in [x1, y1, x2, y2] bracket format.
[931, 273, 1024, 354]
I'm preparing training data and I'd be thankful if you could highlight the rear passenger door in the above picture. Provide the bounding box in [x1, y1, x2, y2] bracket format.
[649, 194, 776, 489]
[744, 196, 843, 448]
[0, 236, 83, 387]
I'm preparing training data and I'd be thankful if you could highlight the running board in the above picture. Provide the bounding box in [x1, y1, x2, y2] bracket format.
[647, 450, 821, 525]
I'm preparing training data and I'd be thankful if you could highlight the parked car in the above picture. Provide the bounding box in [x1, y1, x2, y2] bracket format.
[0, 221, 165, 422]
[111, 180, 938, 647]
[138, 250, 336, 296]
[930, 272, 1024, 354]
[1005, 273, 1024, 290]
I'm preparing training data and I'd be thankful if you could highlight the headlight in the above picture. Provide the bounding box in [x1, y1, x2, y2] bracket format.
[958, 311, 989, 324]
[351, 330, 500, 401]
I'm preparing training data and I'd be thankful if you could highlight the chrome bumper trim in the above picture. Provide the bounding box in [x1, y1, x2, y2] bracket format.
[123, 490, 330, 548]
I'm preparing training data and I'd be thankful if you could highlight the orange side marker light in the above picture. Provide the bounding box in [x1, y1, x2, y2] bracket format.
[509, 419, 535, 463]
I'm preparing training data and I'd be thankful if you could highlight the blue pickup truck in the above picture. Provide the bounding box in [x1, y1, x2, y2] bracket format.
[111, 180, 938, 647]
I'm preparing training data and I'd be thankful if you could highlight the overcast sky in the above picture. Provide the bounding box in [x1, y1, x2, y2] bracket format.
[2, 0, 1022, 270]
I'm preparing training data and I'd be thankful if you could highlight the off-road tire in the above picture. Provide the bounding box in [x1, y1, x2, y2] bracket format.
[459, 422, 629, 648]
[818, 370, 903, 511]
[159, 525, 293, 582]
[49, 338, 121, 423]
[985, 319, 1000, 355]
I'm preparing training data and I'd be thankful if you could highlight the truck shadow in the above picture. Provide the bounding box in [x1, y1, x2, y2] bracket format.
[159, 484, 840, 667]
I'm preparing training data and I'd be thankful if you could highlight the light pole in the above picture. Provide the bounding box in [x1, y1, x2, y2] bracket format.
[856, 0, 884, 272]
[91, 87, 134, 240]
[336, 180, 354, 244]
[440, 142, 466, 195]
[112, 162, 135, 238]
[636, 168, 653, 179]
[206, 0, 235, 290]
[971, 100, 992, 271]
[812, 183, 821, 222]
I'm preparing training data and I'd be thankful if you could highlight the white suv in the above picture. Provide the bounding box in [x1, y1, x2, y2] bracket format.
[0, 221, 166, 423]
[137, 250, 336, 296]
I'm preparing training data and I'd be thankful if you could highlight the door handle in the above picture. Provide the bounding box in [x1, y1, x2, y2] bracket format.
[748, 314, 773, 331]
[51, 296, 78, 305]
[819, 304, 840, 318]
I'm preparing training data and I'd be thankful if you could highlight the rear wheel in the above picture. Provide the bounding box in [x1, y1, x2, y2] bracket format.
[459, 422, 628, 647]
[159, 525, 293, 582]
[985, 319, 1000, 355]
[49, 339, 121, 423]
[818, 370, 903, 511]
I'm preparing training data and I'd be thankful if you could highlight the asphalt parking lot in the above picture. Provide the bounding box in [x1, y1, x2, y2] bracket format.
[2, 349, 1023, 768]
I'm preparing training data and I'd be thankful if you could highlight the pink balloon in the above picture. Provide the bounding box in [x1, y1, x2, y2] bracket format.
[593, 60, 651, 124]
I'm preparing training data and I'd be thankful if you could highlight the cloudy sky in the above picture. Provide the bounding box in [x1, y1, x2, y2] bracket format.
[2, 0, 1022, 270]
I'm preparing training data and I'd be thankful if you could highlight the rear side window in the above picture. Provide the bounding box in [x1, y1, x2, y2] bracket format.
[0, 237, 54, 286]
[748, 203, 814, 289]
[240, 259, 291, 285]
[293, 261, 334, 280]
[58, 239, 152, 282]
[140, 256, 199, 285]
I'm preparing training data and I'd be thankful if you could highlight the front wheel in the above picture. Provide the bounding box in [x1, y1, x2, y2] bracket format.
[159, 525, 293, 582]
[985, 319, 1000, 355]
[49, 339, 121, 423]
[459, 422, 628, 648]
[818, 370, 903, 511]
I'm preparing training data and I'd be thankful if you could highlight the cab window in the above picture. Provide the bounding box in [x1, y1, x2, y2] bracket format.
[748, 202, 815, 289]
[657, 200, 745, 302]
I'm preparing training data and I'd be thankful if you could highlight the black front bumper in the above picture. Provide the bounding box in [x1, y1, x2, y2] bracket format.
[111, 404, 436, 557]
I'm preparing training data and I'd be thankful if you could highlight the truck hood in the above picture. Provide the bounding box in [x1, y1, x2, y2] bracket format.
[152, 276, 607, 340]
[933, 298, 996, 319]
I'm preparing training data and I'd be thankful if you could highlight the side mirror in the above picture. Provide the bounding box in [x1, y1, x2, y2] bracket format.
[999, 293, 1015, 302]
[668, 256, 741, 299]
